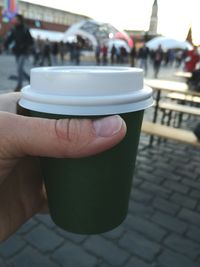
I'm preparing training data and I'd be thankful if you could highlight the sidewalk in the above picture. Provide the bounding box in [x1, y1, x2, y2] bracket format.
[0, 55, 200, 267]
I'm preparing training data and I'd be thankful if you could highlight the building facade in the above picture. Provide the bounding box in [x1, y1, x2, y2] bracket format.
[0, 0, 89, 39]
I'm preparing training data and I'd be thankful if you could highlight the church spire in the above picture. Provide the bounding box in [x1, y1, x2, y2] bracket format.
[148, 0, 158, 36]
[186, 26, 193, 45]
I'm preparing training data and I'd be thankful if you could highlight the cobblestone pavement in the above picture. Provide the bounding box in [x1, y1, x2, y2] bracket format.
[0, 55, 200, 267]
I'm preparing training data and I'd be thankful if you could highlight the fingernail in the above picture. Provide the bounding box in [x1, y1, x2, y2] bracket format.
[93, 115, 123, 137]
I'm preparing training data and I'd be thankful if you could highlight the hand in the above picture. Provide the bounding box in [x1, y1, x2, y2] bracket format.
[0, 93, 126, 240]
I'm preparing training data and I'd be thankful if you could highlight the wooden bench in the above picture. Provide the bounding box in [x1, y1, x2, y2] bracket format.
[167, 92, 200, 104]
[174, 71, 192, 79]
[141, 121, 200, 147]
[159, 102, 200, 116]
[158, 101, 200, 127]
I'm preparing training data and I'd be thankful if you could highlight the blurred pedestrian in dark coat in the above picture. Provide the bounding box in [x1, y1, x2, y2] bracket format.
[153, 45, 164, 78]
[4, 14, 33, 91]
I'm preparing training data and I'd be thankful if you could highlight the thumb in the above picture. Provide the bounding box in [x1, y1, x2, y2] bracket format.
[0, 112, 126, 159]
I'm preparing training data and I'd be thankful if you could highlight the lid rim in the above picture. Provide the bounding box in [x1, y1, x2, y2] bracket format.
[19, 97, 154, 116]
[21, 85, 152, 107]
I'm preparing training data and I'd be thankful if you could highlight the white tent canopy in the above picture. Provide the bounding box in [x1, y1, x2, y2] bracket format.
[62, 19, 131, 52]
[146, 36, 193, 51]
[30, 28, 64, 42]
[107, 39, 130, 53]
[63, 20, 99, 47]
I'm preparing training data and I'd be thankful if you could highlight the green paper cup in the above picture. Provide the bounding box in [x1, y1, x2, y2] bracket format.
[19, 66, 153, 234]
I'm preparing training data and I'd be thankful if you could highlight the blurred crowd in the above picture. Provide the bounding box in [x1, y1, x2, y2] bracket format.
[130, 44, 200, 78]
[1, 14, 200, 91]
[32, 38, 82, 67]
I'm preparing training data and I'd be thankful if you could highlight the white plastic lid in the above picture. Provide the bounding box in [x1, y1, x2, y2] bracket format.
[19, 66, 153, 115]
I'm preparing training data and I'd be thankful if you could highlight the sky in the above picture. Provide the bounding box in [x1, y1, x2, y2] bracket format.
[23, 0, 200, 45]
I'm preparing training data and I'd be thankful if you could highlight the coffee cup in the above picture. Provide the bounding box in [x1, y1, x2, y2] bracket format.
[19, 66, 153, 234]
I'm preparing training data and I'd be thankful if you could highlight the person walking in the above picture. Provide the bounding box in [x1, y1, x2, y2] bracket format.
[4, 14, 33, 91]
[59, 41, 65, 65]
[153, 45, 164, 78]
[184, 47, 200, 72]
[111, 44, 116, 64]
[95, 43, 101, 65]
[138, 44, 149, 75]
[33, 36, 43, 66]
[102, 44, 108, 65]
[40, 38, 52, 66]
[74, 41, 81, 65]
[51, 42, 59, 65]
[130, 45, 136, 67]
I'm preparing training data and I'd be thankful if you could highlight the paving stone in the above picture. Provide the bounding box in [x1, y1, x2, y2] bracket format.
[157, 145, 174, 154]
[175, 169, 196, 180]
[136, 155, 152, 164]
[138, 163, 155, 173]
[139, 138, 152, 148]
[124, 214, 166, 242]
[140, 182, 172, 198]
[163, 180, 189, 194]
[148, 153, 169, 164]
[168, 154, 190, 164]
[124, 256, 153, 267]
[35, 214, 56, 229]
[0, 258, 6, 267]
[154, 171, 181, 181]
[52, 242, 97, 267]
[8, 247, 57, 267]
[197, 204, 200, 212]
[24, 224, 64, 253]
[129, 201, 154, 218]
[138, 171, 165, 184]
[178, 208, 200, 226]
[188, 149, 200, 158]
[194, 166, 200, 175]
[102, 225, 125, 240]
[171, 149, 189, 158]
[151, 211, 187, 234]
[164, 233, 200, 260]
[155, 161, 176, 172]
[84, 235, 129, 266]
[55, 228, 88, 244]
[132, 177, 143, 187]
[17, 218, 38, 235]
[98, 262, 110, 267]
[153, 196, 180, 215]
[137, 148, 153, 157]
[190, 189, 200, 200]
[171, 192, 197, 210]
[189, 161, 200, 172]
[186, 226, 200, 245]
[119, 231, 161, 261]
[182, 179, 200, 190]
[130, 188, 153, 203]
[157, 249, 200, 267]
[0, 235, 26, 258]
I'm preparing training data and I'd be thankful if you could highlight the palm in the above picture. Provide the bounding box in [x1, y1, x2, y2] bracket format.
[0, 156, 46, 240]
[0, 93, 46, 240]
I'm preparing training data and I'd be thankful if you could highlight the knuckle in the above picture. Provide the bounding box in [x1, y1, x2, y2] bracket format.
[53, 118, 95, 157]
[54, 118, 82, 145]
[67, 119, 81, 143]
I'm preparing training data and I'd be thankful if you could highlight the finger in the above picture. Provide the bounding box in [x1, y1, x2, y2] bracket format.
[0, 93, 20, 113]
[0, 112, 126, 158]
